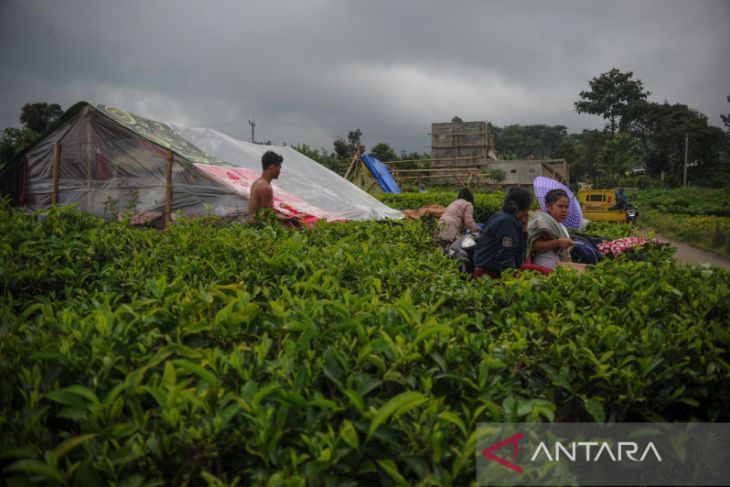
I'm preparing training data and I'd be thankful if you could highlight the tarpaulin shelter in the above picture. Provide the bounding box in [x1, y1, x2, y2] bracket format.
[361, 154, 401, 194]
[17, 102, 403, 223]
[345, 153, 401, 194]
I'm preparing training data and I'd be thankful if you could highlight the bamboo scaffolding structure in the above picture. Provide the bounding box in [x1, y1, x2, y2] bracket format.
[431, 143, 492, 149]
[383, 154, 486, 165]
[396, 173, 484, 180]
[390, 164, 500, 173]
[428, 131, 488, 136]
[391, 167, 489, 177]
[387, 158, 566, 170]
[165, 150, 173, 228]
[51, 143, 61, 205]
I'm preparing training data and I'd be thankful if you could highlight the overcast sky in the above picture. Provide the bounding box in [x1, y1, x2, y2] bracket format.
[1, 0, 729, 154]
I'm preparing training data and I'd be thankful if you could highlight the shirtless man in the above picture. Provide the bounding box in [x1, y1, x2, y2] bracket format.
[248, 150, 283, 225]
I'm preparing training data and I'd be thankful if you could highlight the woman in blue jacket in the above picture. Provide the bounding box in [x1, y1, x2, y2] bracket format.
[473, 187, 533, 279]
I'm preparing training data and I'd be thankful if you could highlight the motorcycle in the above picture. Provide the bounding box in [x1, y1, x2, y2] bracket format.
[625, 204, 639, 224]
[447, 231, 479, 274]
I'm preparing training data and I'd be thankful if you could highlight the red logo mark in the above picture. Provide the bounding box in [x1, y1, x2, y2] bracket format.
[482, 432, 524, 473]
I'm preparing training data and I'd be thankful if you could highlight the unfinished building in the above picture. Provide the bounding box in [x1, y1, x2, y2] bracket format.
[426, 120, 568, 186]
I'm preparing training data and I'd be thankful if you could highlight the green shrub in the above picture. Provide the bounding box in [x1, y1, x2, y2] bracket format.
[1, 201, 729, 485]
[379, 191, 505, 223]
[632, 188, 730, 217]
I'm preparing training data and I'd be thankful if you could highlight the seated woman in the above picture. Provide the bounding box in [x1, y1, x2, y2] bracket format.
[472, 187, 533, 279]
[436, 188, 481, 246]
[527, 189, 575, 270]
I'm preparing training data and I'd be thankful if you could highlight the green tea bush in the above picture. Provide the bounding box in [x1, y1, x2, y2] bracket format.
[378, 192, 505, 223]
[1, 201, 729, 485]
[583, 221, 634, 240]
[639, 210, 730, 257]
[628, 188, 730, 256]
[632, 188, 730, 217]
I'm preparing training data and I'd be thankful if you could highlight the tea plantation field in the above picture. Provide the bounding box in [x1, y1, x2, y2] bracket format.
[631, 188, 730, 256]
[2, 200, 729, 485]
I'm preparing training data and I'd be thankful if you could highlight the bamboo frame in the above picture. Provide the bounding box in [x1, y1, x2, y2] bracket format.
[85, 108, 95, 211]
[386, 157, 566, 166]
[343, 147, 362, 180]
[383, 154, 486, 165]
[431, 143, 490, 149]
[428, 130, 489, 136]
[46, 110, 81, 207]
[390, 166, 493, 174]
[165, 150, 173, 227]
[51, 143, 61, 205]
[396, 173, 482, 181]
[20, 157, 29, 204]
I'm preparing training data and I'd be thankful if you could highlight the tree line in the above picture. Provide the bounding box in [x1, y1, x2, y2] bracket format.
[293, 129, 430, 176]
[3, 71, 730, 190]
[568, 68, 730, 187]
[303, 69, 730, 187]
[0, 103, 63, 172]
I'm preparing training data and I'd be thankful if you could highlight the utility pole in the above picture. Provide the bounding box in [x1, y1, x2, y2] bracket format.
[248, 119, 256, 144]
[683, 133, 688, 188]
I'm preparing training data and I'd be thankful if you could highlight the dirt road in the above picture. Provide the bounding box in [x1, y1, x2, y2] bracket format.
[638, 228, 730, 272]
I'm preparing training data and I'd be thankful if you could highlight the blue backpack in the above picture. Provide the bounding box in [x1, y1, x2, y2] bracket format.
[570, 235, 603, 264]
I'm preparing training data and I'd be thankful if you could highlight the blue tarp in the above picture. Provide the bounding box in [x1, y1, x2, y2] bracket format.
[361, 154, 401, 193]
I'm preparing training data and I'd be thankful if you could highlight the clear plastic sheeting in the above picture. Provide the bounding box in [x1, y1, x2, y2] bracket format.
[23, 103, 249, 219]
[171, 125, 404, 221]
[22, 101, 402, 223]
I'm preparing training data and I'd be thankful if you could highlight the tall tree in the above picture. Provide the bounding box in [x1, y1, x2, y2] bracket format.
[553, 138, 578, 168]
[494, 124, 567, 159]
[333, 137, 352, 159]
[0, 127, 40, 204]
[575, 130, 607, 183]
[347, 129, 363, 153]
[293, 143, 347, 175]
[0, 128, 38, 171]
[599, 132, 644, 176]
[634, 101, 719, 181]
[370, 142, 397, 162]
[20, 102, 63, 133]
[333, 129, 365, 161]
[575, 69, 651, 135]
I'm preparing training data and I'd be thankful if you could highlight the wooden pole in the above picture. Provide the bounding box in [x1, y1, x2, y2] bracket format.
[391, 166, 492, 174]
[51, 143, 61, 205]
[427, 130, 488, 137]
[382, 154, 497, 165]
[20, 157, 28, 204]
[165, 150, 173, 227]
[343, 147, 361, 180]
[395, 173, 479, 181]
[86, 110, 95, 211]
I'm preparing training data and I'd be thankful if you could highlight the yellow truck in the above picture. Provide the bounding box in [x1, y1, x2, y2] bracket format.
[577, 188, 638, 223]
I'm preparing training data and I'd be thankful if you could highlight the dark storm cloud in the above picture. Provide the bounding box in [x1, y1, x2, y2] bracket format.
[1, 0, 728, 153]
